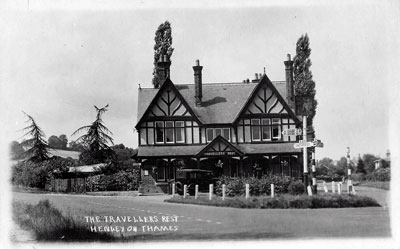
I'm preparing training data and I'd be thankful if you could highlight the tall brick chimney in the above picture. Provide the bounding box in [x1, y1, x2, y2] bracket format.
[284, 54, 295, 109]
[193, 59, 203, 106]
[156, 54, 171, 87]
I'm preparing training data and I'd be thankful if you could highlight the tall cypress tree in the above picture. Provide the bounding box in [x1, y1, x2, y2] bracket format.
[293, 34, 318, 134]
[152, 21, 174, 88]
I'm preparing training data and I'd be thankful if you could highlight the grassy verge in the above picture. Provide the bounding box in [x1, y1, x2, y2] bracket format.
[165, 194, 380, 209]
[13, 200, 115, 241]
[356, 181, 390, 190]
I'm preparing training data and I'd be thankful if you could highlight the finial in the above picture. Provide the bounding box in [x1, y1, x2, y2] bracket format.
[263, 67, 266, 75]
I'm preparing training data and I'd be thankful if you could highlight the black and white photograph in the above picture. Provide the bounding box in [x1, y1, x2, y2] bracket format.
[1, 0, 399, 248]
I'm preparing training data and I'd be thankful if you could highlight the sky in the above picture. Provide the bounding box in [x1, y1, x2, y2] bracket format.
[1, 0, 399, 161]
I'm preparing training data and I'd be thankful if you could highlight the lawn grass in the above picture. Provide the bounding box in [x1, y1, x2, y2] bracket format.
[356, 181, 390, 190]
[165, 193, 380, 209]
[12, 199, 115, 241]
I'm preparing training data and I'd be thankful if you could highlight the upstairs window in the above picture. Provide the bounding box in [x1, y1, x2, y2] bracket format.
[155, 121, 164, 143]
[206, 128, 231, 142]
[175, 121, 184, 143]
[251, 119, 261, 141]
[262, 119, 271, 140]
[272, 118, 281, 140]
[206, 129, 214, 142]
[165, 121, 174, 143]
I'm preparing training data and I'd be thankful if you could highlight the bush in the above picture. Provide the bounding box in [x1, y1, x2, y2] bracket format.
[12, 157, 77, 189]
[13, 200, 115, 241]
[86, 168, 140, 192]
[351, 173, 365, 182]
[165, 194, 380, 209]
[317, 174, 342, 182]
[366, 168, 390, 181]
[288, 180, 305, 195]
[215, 175, 292, 197]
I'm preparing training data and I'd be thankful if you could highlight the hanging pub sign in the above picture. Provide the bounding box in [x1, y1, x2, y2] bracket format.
[295, 96, 314, 116]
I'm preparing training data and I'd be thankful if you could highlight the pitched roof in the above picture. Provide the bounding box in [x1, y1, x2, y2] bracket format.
[137, 80, 288, 125]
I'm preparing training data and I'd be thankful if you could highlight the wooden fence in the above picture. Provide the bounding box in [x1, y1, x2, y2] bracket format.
[48, 178, 86, 193]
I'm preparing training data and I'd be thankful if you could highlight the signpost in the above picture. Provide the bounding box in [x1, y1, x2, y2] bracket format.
[282, 128, 302, 136]
[293, 140, 314, 149]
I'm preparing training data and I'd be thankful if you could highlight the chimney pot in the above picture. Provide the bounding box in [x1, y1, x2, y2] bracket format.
[255, 73, 259, 80]
[196, 59, 200, 66]
[259, 73, 262, 79]
[287, 54, 291, 61]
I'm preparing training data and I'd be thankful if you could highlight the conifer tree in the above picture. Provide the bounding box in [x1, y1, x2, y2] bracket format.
[152, 21, 174, 88]
[20, 112, 50, 162]
[293, 34, 318, 134]
[356, 157, 366, 174]
[72, 104, 115, 164]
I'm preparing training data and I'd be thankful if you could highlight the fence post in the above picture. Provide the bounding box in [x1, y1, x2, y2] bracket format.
[209, 184, 213, 200]
[307, 185, 312, 196]
[271, 184, 275, 198]
[323, 181, 328, 193]
[183, 184, 187, 199]
[172, 183, 175, 196]
[222, 184, 226, 201]
[331, 181, 335, 193]
[195, 185, 199, 199]
[245, 184, 250, 199]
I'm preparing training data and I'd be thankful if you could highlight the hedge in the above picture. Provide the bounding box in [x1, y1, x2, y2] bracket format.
[165, 194, 380, 209]
[215, 176, 293, 197]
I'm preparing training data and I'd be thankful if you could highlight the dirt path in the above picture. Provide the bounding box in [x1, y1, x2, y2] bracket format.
[9, 218, 36, 243]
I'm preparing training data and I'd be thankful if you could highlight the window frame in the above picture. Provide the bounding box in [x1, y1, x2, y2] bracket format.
[155, 121, 165, 144]
[251, 119, 261, 141]
[175, 121, 185, 143]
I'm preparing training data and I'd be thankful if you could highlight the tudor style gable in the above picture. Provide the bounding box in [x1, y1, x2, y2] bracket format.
[136, 79, 200, 126]
[197, 135, 243, 157]
[234, 75, 300, 143]
[241, 76, 298, 118]
[136, 79, 203, 146]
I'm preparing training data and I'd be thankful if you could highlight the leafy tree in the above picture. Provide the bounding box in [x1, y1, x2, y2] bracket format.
[20, 112, 50, 162]
[58, 134, 68, 149]
[68, 140, 86, 152]
[356, 157, 366, 174]
[112, 144, 136, 161]
[48, 134, 68, 149]
[48, 135, 62, 148]
[363, 153, 378, 173]
[72, 105, 115, 164]
[10, 141, 25, 160]
[334, 157, 348, 176]
[316, 157, 335, 176]
[293, 34, 318, 135]
[152, 20, 174, 88]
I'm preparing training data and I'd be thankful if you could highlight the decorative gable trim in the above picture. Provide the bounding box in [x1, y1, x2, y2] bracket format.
[197, 135, 244, 157]
[233, 75, 300, 125]
[135, 78, 201, 129]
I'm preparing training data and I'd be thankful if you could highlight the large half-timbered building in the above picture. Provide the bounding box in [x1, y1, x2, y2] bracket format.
[135, 55, 303, 193]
